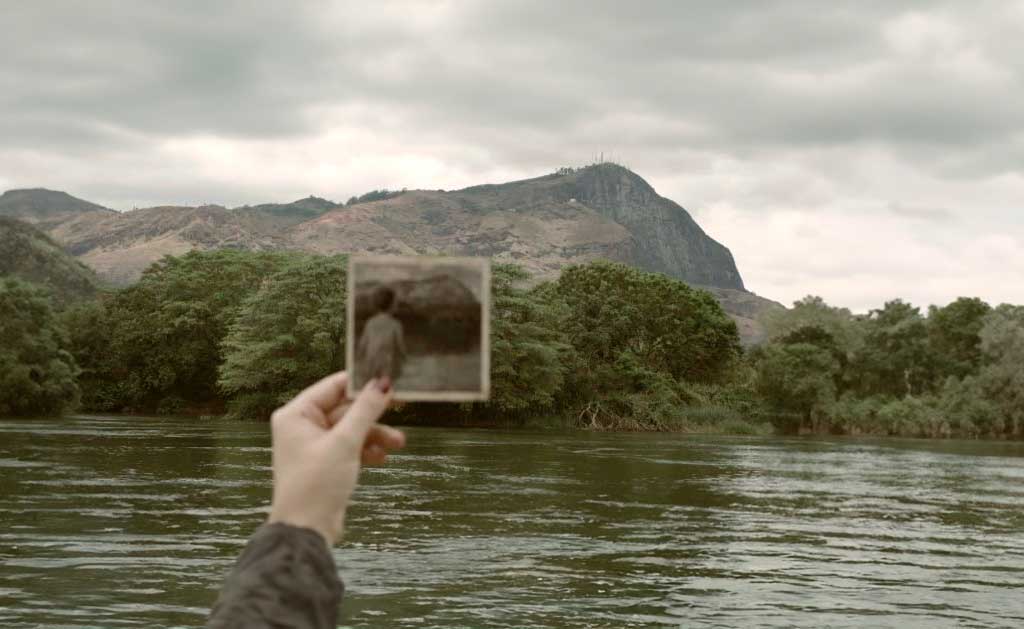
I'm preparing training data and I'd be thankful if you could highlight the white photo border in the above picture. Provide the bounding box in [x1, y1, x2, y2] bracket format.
[346, 255, 491, 402]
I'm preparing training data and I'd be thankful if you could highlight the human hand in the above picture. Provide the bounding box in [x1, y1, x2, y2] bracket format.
[266, 372, 405, 545]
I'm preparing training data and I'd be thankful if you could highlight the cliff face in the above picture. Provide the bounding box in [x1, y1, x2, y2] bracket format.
[573, 166, 744, 289]
[1, 165, 782, 341]
[450, 164, 744, 289]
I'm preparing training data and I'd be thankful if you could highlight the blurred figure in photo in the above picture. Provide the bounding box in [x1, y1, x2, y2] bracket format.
[356, 285, 406, 383]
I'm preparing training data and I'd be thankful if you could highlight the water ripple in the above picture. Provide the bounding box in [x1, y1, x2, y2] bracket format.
[1, 418, 1022, 628]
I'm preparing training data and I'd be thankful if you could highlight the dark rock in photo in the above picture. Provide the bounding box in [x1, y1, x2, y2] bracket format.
[348, 256, 489, 400]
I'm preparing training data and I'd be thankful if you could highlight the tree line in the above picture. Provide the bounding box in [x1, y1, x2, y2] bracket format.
[755, 296, 1023, 439]
[1, 248, 1020, 439]
[0, 251, 742, 429]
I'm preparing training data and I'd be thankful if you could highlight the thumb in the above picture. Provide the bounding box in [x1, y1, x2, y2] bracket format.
[330, 379, 391, 447]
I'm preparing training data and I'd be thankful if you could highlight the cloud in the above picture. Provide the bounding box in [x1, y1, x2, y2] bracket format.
[888, 203, 953, 221]
[1, 0, 1022, 308]
[698, 205, 1024, 312]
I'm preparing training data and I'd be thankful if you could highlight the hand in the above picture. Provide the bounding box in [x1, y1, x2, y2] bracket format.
[266, 372, 405, 545]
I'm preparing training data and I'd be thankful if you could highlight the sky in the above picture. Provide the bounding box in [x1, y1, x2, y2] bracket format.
[2, 1, 1022, 312]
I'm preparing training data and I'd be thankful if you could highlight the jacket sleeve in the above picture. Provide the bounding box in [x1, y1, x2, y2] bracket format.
[206, 523, 344, 629]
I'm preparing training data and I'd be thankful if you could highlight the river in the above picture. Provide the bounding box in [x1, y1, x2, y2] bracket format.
[1, 415, 1022, 628]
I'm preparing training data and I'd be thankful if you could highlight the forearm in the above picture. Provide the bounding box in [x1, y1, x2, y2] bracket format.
[207, 523, 344, 629]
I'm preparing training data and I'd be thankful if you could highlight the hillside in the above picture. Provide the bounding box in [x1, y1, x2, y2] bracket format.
[49, 204, 292, 285]
[0, 216, 101, 301]
[0, 188, 115, 228]
[3, 165, 783, 340]
[234, 195, 340, 229]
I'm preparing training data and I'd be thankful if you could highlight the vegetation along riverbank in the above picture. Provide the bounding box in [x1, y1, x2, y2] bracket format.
[1, 225, 1021, 439]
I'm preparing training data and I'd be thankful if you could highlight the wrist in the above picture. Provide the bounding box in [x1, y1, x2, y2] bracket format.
[267, 510, 339, 547]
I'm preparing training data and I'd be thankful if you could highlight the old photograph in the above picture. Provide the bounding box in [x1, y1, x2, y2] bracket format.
[347, 255, 490, 401]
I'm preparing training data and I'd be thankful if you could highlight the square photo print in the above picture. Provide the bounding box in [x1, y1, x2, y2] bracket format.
[347, 255, 491, 401]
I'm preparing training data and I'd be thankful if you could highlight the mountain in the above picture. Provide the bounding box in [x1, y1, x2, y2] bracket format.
[0, 188, 115, 228]
[0, 216, 101, 301]
[2, 165, 782, 340]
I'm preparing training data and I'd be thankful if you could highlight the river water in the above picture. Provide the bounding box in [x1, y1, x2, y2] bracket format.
[1, 416, 1022, 628]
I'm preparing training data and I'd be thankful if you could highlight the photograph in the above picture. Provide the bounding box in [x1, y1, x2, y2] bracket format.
[346, 255, 490, 401]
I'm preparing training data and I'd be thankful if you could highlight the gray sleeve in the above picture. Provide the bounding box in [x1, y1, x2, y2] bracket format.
[206, 523, 344, 629]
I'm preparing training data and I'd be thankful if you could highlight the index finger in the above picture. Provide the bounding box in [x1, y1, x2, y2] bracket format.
[286, 371, 349, 415]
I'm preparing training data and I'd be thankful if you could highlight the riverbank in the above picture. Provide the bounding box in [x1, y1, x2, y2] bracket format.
[63, 402, 1023, 441]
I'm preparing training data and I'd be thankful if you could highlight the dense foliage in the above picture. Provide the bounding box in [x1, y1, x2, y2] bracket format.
[64, 250, 292, 413]
[0, 277, 80, 415]
[556, 261, 740, 384]
[3, 245, 1019, 440]
[46, 252, 745, 428]
[544, 261, 743, 430]
[754, 296, 1024, 439]
[219, 255, 348, 418]
[487, 264, 571, 413]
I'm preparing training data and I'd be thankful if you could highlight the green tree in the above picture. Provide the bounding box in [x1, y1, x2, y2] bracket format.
[754, 343, 839, 433]
[545, 260, 740, 430]
[971, 305, 1024, 437]
[850, 299, 930, 397]
[68, 250, 292, 412]
[219, 255, 348, 419]
[556, 260, 740, 386]
[762, 295, 863, 353]
[488, 265, 572, 414]
[876, 396, 944, 438]
[60, 298, 116, 410]
[937, 376, 998, 439]
[927, 297, 991, 381]
[0, 277, 80, 416]
[778, 324, 847, 387]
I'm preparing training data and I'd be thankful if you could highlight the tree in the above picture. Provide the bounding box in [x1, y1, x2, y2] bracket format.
[488, 264, 572, 414]
[61, 298, 116, 410]
[68, 250, 293, 412]
[555, 260, 740, 386]
[762, 295, 863, 354]
[971, 305, 1024, 437]
[938, 376, 998, 439]
[850, 299, 930, 397]
[927, 297, 991, 381]
[540, 261, 741, 429]
[754, 342, 839, 433]
[219, 255, 348, 419]
[0, 277, 79, 416]
[778, 324, 847, 387]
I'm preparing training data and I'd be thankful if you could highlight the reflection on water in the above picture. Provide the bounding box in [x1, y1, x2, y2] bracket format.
[1, 416, 1023, 628]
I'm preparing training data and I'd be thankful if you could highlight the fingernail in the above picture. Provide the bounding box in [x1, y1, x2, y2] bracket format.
[377, 376, 392, 394]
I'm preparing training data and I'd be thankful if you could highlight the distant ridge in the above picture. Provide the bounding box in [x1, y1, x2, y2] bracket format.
[0, 165, 783, 341]
[235, 195, 340, 226]
[0, 188, 114, 227]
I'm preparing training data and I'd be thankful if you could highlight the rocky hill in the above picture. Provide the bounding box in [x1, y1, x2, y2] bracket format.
[0, 188, 115, 228]
[0, 217, 101, 302]
[1, 164, 782, 340]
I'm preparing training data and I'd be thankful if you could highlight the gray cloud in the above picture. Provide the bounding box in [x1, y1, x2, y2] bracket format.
[1, 0, 1022, 308]
[888, 203, 954, 221]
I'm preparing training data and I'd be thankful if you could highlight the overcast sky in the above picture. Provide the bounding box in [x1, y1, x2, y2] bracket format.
[2, 1, 1022, 311]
